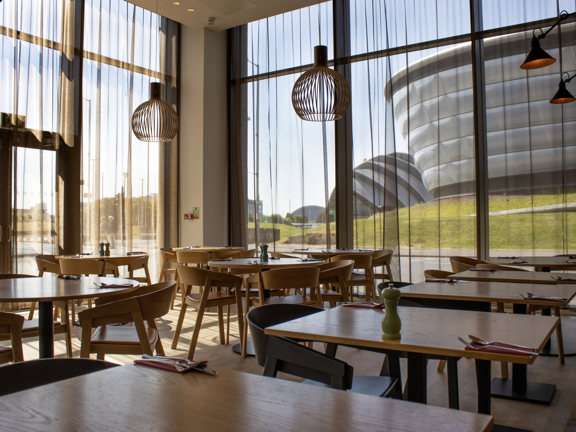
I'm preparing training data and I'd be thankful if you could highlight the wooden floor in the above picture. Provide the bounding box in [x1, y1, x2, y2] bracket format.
[16, 299, 576, 432]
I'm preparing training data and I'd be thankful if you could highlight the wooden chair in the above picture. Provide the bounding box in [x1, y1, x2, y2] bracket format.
[174, 250, 213, 306]
[318, 260, 354, 306]
[331, 254, 376, 301]
[0, 312, 24, 364]
[0, 358, 117, 396]
[158, 248, 178, 283]
[30, 255, 61, 319]
[372, 249, 394, 283]
[241, 267, 321, 357]
[423, 269, 453, 280]
[103, 252, 152, 285]
[449, 256, 482, 273]
[79, 281, 176, 360]
[248, 304, 397, 397]
[171, 266, 244, 360]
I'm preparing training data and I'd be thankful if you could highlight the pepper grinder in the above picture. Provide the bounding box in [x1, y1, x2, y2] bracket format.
[260, 243, 269, 262]
[99, 242, 105, 257]
[381, 283, 401, 340]
[104, 242, 110, 256]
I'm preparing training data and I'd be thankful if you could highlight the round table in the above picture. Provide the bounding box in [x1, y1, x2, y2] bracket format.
[176, 246, 245, 257]
[0, 276, 139, 358]
[56, 253, 147, 265]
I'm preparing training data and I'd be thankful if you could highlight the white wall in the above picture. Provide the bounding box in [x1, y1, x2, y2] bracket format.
[179, 26, 228, 246]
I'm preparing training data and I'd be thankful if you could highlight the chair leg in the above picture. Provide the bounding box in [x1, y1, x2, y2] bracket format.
[217, 305, 226, 344]
[437, 359, 446, 373]
[28, 302, 37, 320]
[171, 302, 188, 349]
[500, 362, 508, 379]
[554, 307, 565, 365]
[186, 307, 207, 361]
[226, 304, 231, 345]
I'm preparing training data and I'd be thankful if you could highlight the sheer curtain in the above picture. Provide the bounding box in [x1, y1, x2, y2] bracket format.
[0, 1, 178, 279]
[234, 0, 576, 282]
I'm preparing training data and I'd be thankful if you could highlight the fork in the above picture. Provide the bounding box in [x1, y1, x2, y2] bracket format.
[458, 337, 538, 355]
[468, 335, 534, 350]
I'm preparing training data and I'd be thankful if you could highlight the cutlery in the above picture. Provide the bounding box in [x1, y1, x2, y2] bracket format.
[141, 355, 217, 375]
[458, 337, 537, 355]
[518, 292, 567, 302]
[468, 335, 534, 350]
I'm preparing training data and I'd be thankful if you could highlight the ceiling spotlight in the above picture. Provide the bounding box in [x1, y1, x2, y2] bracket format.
[187, 8, 195, 12]
[172, 1, 181, 5]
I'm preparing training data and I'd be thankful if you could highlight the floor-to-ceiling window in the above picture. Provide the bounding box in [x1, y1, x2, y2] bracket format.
[0, 0, 178, 279]
[234, 0, 576, 282]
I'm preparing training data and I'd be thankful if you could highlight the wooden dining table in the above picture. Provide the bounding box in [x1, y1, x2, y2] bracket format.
[292, 248, 374, 259]
[0, 364, 494, 432]
[0, 276, 139, 358]
[266, 306, 558, 416]
[484, 256, 576, 272]
[451, 269, 576, 285]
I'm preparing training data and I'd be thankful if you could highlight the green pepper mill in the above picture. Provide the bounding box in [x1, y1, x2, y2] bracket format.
[381, 283, 401, 340]
[260, 243, 269, 262]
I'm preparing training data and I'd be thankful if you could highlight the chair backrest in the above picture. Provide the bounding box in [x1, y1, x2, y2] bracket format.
[247, 303, 323, 366]
[332, 253, 373, 271]
[372, 249, 393, 266]
[270, 252, 297, 258]
[0, 312, 24, 363]
[0, 358, 117, 396]
[233, 249, 257, 258]
[449, 256, 481, 273]
[176, 265, 242, 292]
[260, 267, 320, 303]
[137, 281, 178, 322]
[59, 258, 105, 276]
[160, 248, 177, 263]
[127, 254, 149, 271]
[247, 304, 353, 390]
[319, 260, 354, 281]
[36, 255, 60, 276]
[175, 250, 212, 267]
[423, 269, 453, 280]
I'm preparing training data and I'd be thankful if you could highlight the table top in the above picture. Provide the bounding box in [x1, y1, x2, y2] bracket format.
[266, 306, 557, 363]
[208, 257, 325, 272]
[56, 253, 147, 265]
[0, 276, 139, 302]
[401, 280, 576, 307]
[485, 256, 576, 269]
[451, 270, 576, 285]
[292, 248, 374, 258]
[0, 365, 493, 432]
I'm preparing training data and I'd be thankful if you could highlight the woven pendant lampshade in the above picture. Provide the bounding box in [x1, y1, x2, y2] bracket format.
[292, 45, 351, 121]
[131, 82, 179, 142]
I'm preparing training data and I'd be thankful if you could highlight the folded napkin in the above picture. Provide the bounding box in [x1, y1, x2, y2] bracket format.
[551, 275, 576, 282]
[519, 293, 567, 302]
[469, 267, 495, 272]
[294, 248, 309, 251]
[96, 282, 134, 289]
[358, 249, 373, 252]
[299, 258, 323, 262]
[425, 278, 459, 283]
[59, 275, 80, 280]
[211, 258, 232, 261]
[134, 356, 216, 375]
[464, 341, 537, 356]
[498, 256, 519, 259]
[511, 259, 529, 264]
[342, 302, 385, 309]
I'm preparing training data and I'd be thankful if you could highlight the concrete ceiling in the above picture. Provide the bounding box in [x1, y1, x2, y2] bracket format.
[128, 0, 322, 31]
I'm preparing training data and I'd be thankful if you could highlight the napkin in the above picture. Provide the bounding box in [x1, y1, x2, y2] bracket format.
[551, 275, 576, 282]
[299, 258, 323, 262]
[134, 356, 216, 375]
[342, 302, 385, 309]
[96, 282, 134, 288]
[59, 275, 80, 280]
[511, 259, 528, 264]
[464, 341, 536, 356]
[520, 293, 567, 302]
[294, 248, 309, 251]
[469, 267, 495, 272]
[425, 278, 459, 283]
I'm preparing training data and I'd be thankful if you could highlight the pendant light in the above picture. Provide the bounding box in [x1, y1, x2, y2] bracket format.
[131, 82, 179, 142]
[292, 45, 351, 121]
[549, 73, 576, 104]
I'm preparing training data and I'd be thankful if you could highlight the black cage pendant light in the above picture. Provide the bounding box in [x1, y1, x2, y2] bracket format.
[292, 45, 351, 121]
[131, 82, 179, 142]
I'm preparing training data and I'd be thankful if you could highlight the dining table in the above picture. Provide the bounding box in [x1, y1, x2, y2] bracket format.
[0, 364, 494, 432]
[451, 269, 576, 285]
[484, 256, 576, 272]
[175, 245, 245, 256]
[0, 276, 139, 358]
[265, 306, 558, 416]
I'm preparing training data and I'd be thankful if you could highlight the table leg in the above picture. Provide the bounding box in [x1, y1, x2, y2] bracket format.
[491, 362, 556, 404]
[406, 353, 426, 403]
[38, 300, 54, 359]
[475, 359, 491, 414]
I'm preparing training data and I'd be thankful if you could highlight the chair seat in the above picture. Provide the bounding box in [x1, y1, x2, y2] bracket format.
[349, 273, 370, 283]
[304, 375, 396, 397]
[319, 288, 342, 298]
[91, 325, 158, 346]
[186, 291, 237, 304]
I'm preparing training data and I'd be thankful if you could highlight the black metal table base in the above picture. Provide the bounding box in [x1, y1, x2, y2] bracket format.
[541, 315, 576, 357]
[491, 378, 556, 404]
[232, 342, 255, 356]
[39, 300, 54, 359]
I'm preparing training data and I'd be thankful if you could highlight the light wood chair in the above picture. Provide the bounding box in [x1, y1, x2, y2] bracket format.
[31, 255, 61, 319]
[158, 248, 178, 282]
[0, 312, 24, 364]
[102, 252, 152, 285]
[318, 260, 354, 306]
[372, 250, 394, 283]
[423, 269, 453, 280]
[59, 258, 106, 276]
[331, 254, 376, 301]
[79, 281, 177, 360]
[171, 265, 244, 360]
[449, 256, 482, 273]
[241, 266, 321, 357]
